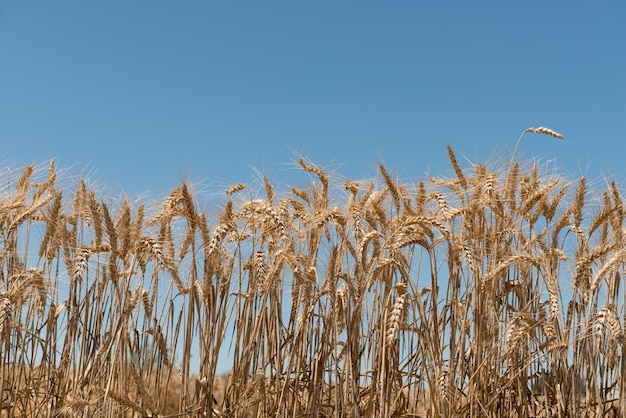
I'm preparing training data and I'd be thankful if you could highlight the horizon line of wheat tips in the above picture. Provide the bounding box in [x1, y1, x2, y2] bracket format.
[4, 147, 625, 416]
[509, 126, 565, 168]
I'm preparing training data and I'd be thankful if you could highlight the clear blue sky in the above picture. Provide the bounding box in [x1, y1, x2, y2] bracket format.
[1, 2, 624, 195]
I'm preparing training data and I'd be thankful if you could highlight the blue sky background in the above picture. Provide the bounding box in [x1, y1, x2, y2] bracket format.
[0, 1, 625, 374]
[1, 1, 624, 197]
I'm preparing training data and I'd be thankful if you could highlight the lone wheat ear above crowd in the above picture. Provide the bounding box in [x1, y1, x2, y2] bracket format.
[1, 127, 624, 417]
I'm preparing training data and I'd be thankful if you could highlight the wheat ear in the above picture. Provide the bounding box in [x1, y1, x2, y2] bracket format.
[510, 126, 564, 167]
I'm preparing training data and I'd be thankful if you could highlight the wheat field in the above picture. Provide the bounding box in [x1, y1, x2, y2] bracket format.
[0, 129, 624, 417]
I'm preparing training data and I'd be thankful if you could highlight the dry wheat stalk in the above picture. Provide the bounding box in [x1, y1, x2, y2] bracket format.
[430, 192, 453, 220]
[591, 248, 626, 294]
[379, 164, 402, 211]
[0, 299, 12, 339]
[447, 144, 468, 190]
[335, 287, 346, 331]
[386, 282, 408, 345]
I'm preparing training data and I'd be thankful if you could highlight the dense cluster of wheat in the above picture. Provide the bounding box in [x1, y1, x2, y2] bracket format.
[0, 129, 624, 417]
